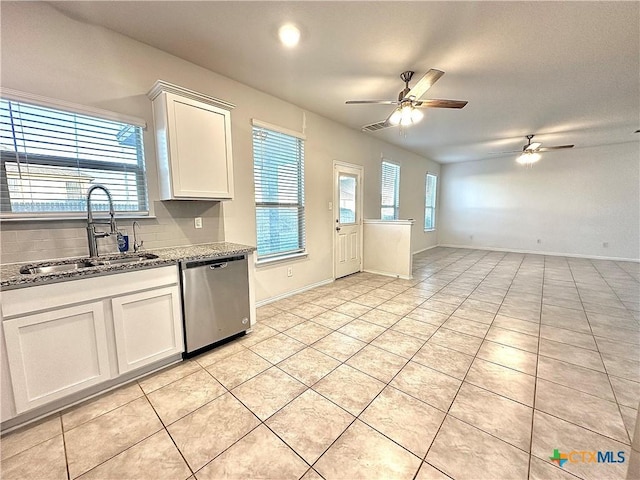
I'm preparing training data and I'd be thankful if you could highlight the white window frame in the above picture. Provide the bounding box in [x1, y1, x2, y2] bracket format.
[0, 88, 149, 220]
[252, 119, 306, 263]
[425, 172, 437, 231]
[381, 160, 400, 220]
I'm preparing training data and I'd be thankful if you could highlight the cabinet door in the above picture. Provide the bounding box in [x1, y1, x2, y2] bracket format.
[111, 286, 183, 374]
[0, 309, 16, 422]
[167, 95, 234, 199]
[3, 302, 110, 414]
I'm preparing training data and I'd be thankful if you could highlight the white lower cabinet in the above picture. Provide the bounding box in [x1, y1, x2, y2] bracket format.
[112, 286, 183, 374]
[4, 302, 111, 414]
[0, 312, 16, 422]
[1, 266, 183, 418]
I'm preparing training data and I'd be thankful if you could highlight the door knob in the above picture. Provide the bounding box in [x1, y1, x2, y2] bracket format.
[336, 226, 341, 231]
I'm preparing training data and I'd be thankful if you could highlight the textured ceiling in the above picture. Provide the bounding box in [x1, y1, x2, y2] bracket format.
[49, 1, 640, 163]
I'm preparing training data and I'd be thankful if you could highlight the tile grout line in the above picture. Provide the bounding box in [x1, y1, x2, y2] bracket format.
[526, 254, 546, 479]
[570, 257, 636, 447]
[60, 415, 71, 480]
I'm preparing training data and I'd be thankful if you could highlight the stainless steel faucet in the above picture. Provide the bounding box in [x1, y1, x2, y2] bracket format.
[86, 185, 118, 257]
[132, 221, 144, 252]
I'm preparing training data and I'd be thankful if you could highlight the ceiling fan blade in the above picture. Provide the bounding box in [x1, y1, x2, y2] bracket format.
[489, 150, 524, 155]
[538, 145, 574, 151]
[524, 142, 542, 151]
[405, 69, 444, 101]
[415, 99, 468, 109]
[346, 100, 398, 105]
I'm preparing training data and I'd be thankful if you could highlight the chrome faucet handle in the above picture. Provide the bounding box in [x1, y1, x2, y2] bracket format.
[110, 216, 118, 235]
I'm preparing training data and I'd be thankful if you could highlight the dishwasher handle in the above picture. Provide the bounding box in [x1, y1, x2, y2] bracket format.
[182, 255, 246, 269]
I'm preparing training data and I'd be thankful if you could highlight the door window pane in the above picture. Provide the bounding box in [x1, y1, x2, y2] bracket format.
[339, 174, 356, 224]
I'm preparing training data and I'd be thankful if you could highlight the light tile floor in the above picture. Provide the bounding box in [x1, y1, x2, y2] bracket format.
[2, 247, 639, 479]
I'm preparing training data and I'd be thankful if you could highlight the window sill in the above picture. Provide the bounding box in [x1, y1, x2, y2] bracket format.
[424, 228, 436, 232]
[256, 251, 308, 267]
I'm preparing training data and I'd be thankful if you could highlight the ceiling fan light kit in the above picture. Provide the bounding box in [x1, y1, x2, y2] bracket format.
[410, 107, 424, 123]
[388, 101, 424, 126]
[516, 151, 541, 166]
[388, 108, 402, 126]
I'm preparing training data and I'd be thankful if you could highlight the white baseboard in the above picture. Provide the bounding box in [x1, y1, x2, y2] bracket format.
[256, 278, 334, 307]
[362, 268, 413, 280]
[436, 244, 640, 263]
[412, 245, 438, 255]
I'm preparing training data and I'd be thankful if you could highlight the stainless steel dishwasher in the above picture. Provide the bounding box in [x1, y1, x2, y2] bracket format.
[180, 254, 250, 356]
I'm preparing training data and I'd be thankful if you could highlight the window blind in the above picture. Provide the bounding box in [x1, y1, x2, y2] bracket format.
[252, 125, 305, 259]
[0, 98, 148, 217]
[381, 161, 400, 220]
[425, 173, 437, 230]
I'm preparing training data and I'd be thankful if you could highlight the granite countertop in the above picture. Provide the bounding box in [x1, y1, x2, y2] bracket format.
[0, 242, 256, 290]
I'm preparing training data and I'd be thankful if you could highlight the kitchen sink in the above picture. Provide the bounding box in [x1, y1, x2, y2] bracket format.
[19, 253, 160, 274]
[20, 260, 97, 275]
[96, 253, 159, 266]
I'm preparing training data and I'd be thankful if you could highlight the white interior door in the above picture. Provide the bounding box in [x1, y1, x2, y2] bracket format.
[334, 162, 363, 279]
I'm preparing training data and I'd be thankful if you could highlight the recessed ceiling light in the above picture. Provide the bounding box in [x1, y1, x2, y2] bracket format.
[278, 24, 300, 48]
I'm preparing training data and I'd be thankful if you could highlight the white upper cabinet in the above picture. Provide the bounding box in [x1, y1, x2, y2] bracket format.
[148, 81, 235, 200]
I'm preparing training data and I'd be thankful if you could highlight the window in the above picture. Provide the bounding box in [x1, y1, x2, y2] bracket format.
[0, 97, 147, 217]
[425, 173, 437, 230]
[381, 160, 400, 220]
[252, 122, 305, 260]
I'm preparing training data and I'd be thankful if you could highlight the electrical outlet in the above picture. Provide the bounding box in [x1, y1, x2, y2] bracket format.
[287, 267, 293, 277]
[194, 217, 203, 229]
[603, 242, 609, 248]
[328, 202, 333, 211]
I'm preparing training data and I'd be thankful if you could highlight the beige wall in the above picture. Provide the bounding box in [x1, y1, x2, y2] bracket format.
[439, 142, 640, 261]
[0, 2, 440, 301]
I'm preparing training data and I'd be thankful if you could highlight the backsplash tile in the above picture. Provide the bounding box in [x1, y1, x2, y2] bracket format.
[0, 201, 224, 265]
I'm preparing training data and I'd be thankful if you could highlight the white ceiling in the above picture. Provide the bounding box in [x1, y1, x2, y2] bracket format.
[49, 1, 639, 164]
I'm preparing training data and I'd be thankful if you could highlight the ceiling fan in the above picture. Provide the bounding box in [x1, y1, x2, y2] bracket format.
[499, 135, 574, 165]
[345, 69, 468, 132]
